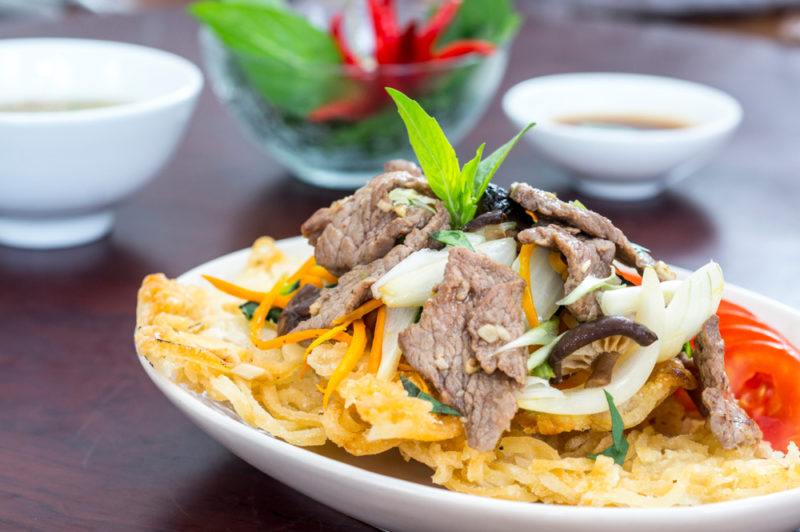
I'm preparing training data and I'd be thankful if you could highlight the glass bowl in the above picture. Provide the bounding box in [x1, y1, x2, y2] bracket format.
[200, 25, 510, 189]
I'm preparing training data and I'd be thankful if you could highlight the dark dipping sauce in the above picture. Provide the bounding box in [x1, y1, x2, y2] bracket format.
[0, 100, 122, 112]
[557, 114, 692, 132]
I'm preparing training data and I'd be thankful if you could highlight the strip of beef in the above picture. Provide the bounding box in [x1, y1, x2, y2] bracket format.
[693, 315, 762, 449]
[295, 200, 449, 331]
[301, 170, 439, 276]
[383, 159, 422, 177]
[398, 248, 527, 451]
[509, 183, 674, 281]
[276, 284, 320, 335]
[518, 224, 615, 321]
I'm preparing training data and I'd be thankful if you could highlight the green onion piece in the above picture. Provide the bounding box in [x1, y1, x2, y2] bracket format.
[588, 391, 629, 466]
[280, 280, 300, 296]
[432, 230, 475, 251]
[531, 362, 555, 379]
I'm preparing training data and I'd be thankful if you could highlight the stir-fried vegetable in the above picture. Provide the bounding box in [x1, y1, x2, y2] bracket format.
[367, 305, 388, 373]
[517, 267, 664, 415]
[526, 332, 565, 371]
[324, 320, 368, 408]
[377, 307, 420, 380]
[556, 272, 622, 307]
[598, 280, 682, 317]
[527, 246, 564, 322]
[518, 244, 540, 327]
[376, 237, 517, 307]
[388, 88, 533, 228]
[494, 318, 558, 355]
[433, 230, 477, 251]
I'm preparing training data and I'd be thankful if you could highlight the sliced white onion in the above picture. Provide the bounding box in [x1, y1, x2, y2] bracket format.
[657, 262, 724, 362]
[372, 248, 445, 299]
[527, 332, 565, 371]
[518, 267, 664, 415]
[598, 280, 682, 317]
[378, 238, 517, 307]
[376, 307, 419, 381]
[556, 273, 622, 306]
[528, 246, 564, 322]
[494, 318, 559, 355]
[516, 376, 565, 401]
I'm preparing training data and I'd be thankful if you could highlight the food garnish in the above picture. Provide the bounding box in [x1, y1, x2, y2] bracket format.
[432, 229, 475, 250]
[400, 375, 461, 416]
[387, 87, 533, 227]
[588, 391, 629, 466]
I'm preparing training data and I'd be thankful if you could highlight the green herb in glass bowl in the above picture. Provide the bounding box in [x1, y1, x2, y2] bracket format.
[192, 0, 520, 189]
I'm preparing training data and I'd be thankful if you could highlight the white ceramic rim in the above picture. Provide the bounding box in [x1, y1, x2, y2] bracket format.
[138, 236, 800, 524]
[502, 72, 743, 145]
[0, 38, 204, 124]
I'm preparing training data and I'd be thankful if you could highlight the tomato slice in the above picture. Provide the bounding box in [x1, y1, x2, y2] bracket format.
[720, 324, 791, 350]
[725, 340, 800, 451]
[717, 299, 755, 318]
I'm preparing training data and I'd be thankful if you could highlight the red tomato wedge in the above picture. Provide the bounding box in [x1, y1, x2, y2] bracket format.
[725, 340, 800, 451]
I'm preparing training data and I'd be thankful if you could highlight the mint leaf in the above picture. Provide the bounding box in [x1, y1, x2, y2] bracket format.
[386, 88, 462, 224]
[530, 361, 555, 379]
[401, 376, 461, 416]
[439, 0, 521, 46]
[588, 391, 629, 466]
[190, 2, 342, 115]
[433, 230, 475, 251]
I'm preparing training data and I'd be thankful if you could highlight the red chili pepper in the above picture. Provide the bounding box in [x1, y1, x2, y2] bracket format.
[330, 14, 358, 66]
[434, 39, 495, 60]
[415, 0, 462, 61]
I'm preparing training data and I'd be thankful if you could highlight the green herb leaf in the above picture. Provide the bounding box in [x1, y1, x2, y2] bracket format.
[571, 199, 588, 211]
[433, 230, 475, 251]
[530, 361, 555, 379]
[190, 1, 342, 115]
[588, 391, 629, 466]
[401, 376, 461, 416]
[439, 0, 521, 46]
[388, 188, 438, 214]
[386, 88, 462, 224]
[239, 301, 282, 323]
[387, 87, 533, 228]
[280, 279, 300, 296]
[682, 341, 693, 359]
[239, 301, 259, 320]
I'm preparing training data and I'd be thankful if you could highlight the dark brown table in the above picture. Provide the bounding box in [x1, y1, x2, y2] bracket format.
[2, 5, 799, 531]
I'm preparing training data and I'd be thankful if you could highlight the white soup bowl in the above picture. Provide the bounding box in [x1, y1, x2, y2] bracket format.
[0, 38, 203, 249]
[502, 73, 742, 200]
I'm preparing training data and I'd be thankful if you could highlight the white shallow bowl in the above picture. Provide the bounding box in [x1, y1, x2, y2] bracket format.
[0, 38, 203, 249]
[138, 236, 800, 532]
[502, 73, 742, 200]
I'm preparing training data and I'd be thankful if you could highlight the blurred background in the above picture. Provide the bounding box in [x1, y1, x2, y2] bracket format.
[3, 0, 800, 42]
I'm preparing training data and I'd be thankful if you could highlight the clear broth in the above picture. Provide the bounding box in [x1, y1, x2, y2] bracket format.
[557, 114, 691, 132]
[0, 100, 123, 113]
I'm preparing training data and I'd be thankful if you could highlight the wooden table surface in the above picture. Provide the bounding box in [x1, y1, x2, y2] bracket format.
[2, 5, 800, 531]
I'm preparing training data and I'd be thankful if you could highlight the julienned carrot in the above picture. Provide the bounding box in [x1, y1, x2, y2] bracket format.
[548, 252, 567, 276]
[324, 320, 367, 408]
[252, 328, 352, 351]
[299, 323, 351, 377]
[203, 275, 268, 302]
[525, 209, 539, 223]
[368, 305, 387, 373]
[333, 299, 384, 326]
[518, 244, 539, 327]
[308, 265, 337, 284]
[300, 274, 324, 288]
[249, 276, 286, 348]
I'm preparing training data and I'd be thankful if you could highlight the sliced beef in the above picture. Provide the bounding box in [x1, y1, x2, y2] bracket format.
[518, 224, 615, 321]
[398, 247, 527, 451]
[295, 200, 449, 331]
[301, 171, 440, 276]
[509, 183, 674, 281]
[383, 159, 422, 177]
[276, 284, 320, 335]
[693, 315, 762, 449]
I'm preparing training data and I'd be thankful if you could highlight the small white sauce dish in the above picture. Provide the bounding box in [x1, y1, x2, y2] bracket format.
[502, 73, 742, 200]
[0, 38, 203, 249]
